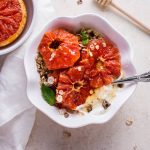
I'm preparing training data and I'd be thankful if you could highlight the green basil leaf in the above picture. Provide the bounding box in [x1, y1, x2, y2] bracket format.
[81, 31, 87, 38]
[41, 84, 55, 105]
[80, 31, 89, 45]
[82, 38, 89, 45]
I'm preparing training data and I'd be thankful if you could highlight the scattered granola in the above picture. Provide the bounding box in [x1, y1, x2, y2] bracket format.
[36, 53, 49, 85]
[125, 117, 134, 126]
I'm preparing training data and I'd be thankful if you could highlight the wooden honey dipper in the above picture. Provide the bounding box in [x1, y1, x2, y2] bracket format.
[96, 0, 150, 35]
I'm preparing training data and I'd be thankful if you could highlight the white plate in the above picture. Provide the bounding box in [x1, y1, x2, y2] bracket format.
[24, 14, 136, 128]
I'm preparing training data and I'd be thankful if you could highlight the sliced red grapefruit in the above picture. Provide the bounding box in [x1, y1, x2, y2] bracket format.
[38, 29, 80, 70]
[0, 0, 27, 47]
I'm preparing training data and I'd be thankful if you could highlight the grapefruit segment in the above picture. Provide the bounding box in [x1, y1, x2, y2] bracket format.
[38, 29, 80, 70]
[0, 0, 27, 47]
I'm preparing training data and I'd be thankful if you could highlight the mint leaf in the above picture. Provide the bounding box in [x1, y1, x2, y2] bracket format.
[80, 31, 89, 45]
[41, 84, 55, 105]
[82, 38, 89, 45]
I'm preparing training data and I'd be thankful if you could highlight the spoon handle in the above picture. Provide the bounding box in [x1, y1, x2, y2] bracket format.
[111, 2, 150, 35]
[113, 71, 150, 84]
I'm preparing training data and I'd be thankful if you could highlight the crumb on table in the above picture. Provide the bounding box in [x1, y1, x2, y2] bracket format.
[125, 117, 134, 126]
[133, 145, 138, 150]
[63, 131, 71, 138]
[77, 0, 83, 5]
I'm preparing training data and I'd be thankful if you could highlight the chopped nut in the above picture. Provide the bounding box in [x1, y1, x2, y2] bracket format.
[87, 30, 95, 38]
[64, 112, 69, 118]
[102, 99, 111, 109]
[36, 64, 40, 69]
[86, 104, 92, 112]
[43, 82, 50, 86]
[63, 131, 71, 138]
[43, 66, 47, 70]
[86, 29, 93, 33]
[125, 117, 134, 126]
[41, 76, 47, 83]
[117, 83, 124, 88]
[40, 72, 44, 76]
[36, 53, 49, 84]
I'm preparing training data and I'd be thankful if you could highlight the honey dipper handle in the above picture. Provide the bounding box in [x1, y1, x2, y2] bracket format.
[111, 2, 150, 35]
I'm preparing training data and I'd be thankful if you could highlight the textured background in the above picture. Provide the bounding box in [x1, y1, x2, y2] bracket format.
[26, 0, 150, 150]
[1, 0, 150, 149]
[25, 0, 150, 150]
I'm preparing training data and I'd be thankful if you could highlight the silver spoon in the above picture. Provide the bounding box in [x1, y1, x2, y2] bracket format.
[113, 71, 150, 84]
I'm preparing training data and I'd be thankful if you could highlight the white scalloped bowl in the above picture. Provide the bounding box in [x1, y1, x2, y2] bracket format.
[24, 14, 136, 128]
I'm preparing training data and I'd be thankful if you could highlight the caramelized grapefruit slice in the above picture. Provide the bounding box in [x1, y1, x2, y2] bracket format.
[38, 29, 80, 70]
[56, 66, 91, 110]
[0, 0, 27, 47]
[84, 38, 121, 86]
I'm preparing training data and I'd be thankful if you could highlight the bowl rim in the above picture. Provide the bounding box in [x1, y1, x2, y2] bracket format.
[0, 0, 36, 55]
[24, 13, 137, 128]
